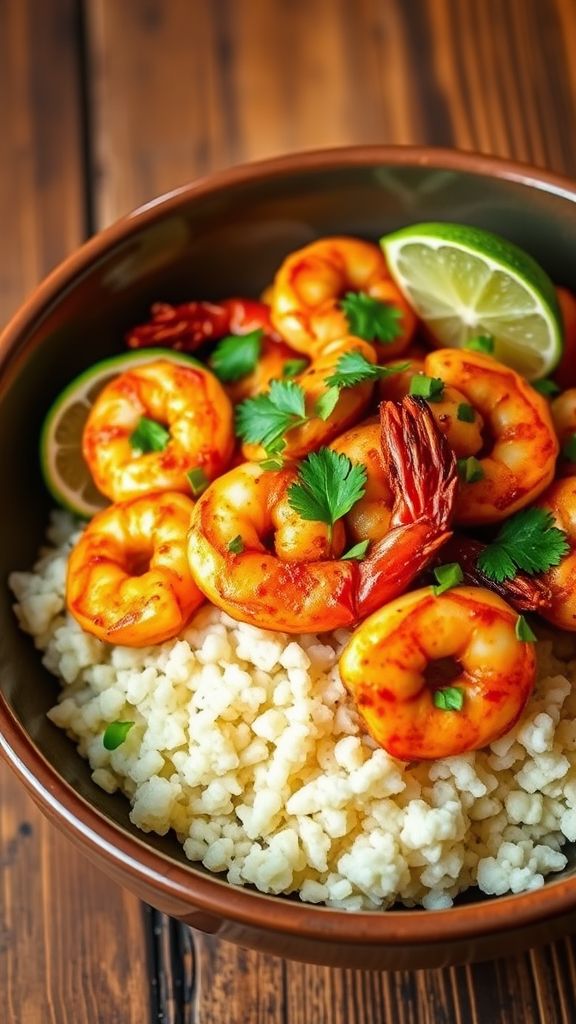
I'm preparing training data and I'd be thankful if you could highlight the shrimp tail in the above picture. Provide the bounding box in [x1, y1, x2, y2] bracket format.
[382, 396, 459, 530]
[356, 397, 458, 618]
[436, 536, 553, 613]
[126, 298, 277, 351]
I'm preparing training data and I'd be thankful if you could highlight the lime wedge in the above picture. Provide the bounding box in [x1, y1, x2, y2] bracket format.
[40, 348, 202, 518]
[381, 223, 562, 380]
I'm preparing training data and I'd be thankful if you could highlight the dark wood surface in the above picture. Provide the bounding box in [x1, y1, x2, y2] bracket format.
[4, 1, 576, 1020]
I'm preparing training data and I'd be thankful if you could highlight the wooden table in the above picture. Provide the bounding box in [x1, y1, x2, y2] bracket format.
[3, 1, 576, 1020]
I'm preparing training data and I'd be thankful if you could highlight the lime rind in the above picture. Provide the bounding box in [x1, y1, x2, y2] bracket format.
[381, 223, 562, 380]
[40, 348, 202, 518]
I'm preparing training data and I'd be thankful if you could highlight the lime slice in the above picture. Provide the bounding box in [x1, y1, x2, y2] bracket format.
[40, 348, 202, 518]
[381, 222, 562, 380]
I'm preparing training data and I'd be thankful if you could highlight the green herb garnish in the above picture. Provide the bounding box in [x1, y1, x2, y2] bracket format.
[187, 467, 209, 496]
[515, 615, 537, 643]
[325, 350, 409, 390]
[477, 507, 569, 583]
[103, 721, 134, 751]
[465, 335, 494, 354]
[433, 687, 464, 712]
[432, 563, 464, 596]
[409, 374, 445, 402]
[313, 387, 341, 421]
[287, 449, 367, 539]
[341, 539, 370, 561]
[457, 456, 485, 483]
[282, 358, 308, 378]
[533, 378, 560, 397]
[457, 403, 476, 423]
[210, 329, 263, 382]
[235, 379, 309, 453]
[340, 292, 402, 343]
[228, 535, 244, 554]
[129, 416, 170, 454]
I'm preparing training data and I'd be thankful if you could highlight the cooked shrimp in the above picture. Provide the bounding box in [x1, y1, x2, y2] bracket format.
[67, 492, 202, 646]
[424, 349, 558, 524]
[339, 586, 536, 761]
[83, 358, 234, 501]
[536, 477, 576, 630]
[187, 397, 458, 632]
[550, 388, 576, 473]
[126, 298, 279, 351]
[271, 237, 416, 356]
[241, 337, 377, 462]
[434, 536, 552, 613]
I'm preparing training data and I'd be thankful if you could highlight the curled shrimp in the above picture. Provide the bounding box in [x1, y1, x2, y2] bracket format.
[67, 492, 203, 646]
[126, 298, 279, 351]
[339, 586, 536, 761]
[536, 477, 576, 630]
[423, 349, 558, 524]
[83, 358, 234, 501]
[241, 337, 377, 462]
[187, 397, 458, 633]
[271, 236, 416, 356]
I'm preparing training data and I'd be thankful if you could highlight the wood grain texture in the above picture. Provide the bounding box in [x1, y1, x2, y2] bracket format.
[5, 0, 576, 1021]
[0, 0, 88, 322]
[0, 3, 151, 1022]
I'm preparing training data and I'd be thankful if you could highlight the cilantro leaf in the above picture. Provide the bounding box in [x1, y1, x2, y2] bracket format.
[342, 539, 370, 561]
[235, 380, 309, 452]
[324, 350, 409, 390]
[340, 292, 402, 343]
[210, 329, 263, 382]
[287, 449, 367, 527]
[433, 687, 464, 712]
[103, 721, 134, 750]
[129, 416, 170, 454]
[477, 507, 570, 583]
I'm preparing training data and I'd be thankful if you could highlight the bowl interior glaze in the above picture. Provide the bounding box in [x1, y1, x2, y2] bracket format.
[3, 148, 576, 954]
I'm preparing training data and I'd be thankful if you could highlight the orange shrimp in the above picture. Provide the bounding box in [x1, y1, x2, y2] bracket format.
[83, 358, 234, 501]
[340, 586, 536, 761]
[271, 237, 416, 357]
[187, 397, 458, 633]
[67, 492, 203, 646]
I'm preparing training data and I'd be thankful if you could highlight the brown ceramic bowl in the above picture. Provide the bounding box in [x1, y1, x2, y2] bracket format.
[3, 146, 576, 970]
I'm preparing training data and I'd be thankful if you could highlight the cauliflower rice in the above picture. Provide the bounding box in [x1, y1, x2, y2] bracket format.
[10, 511, 576, 911]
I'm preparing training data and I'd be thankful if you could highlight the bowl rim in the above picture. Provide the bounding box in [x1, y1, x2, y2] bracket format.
[3, 143, 576, 946]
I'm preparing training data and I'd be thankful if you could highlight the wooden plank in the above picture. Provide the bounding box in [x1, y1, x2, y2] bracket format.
[0, 3, 152, 1022]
